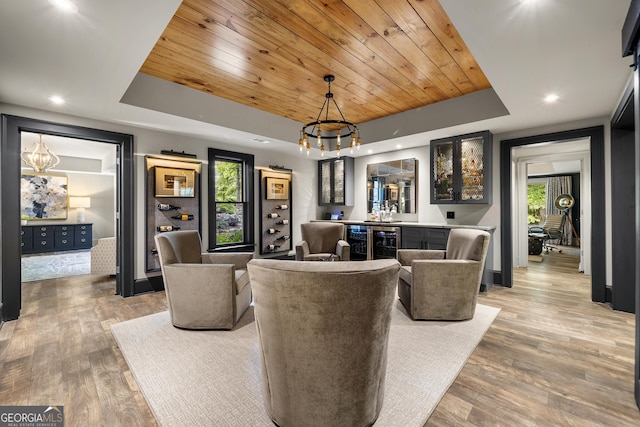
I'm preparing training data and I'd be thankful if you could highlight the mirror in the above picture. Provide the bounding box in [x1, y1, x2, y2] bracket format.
[367, 158, 417, 214]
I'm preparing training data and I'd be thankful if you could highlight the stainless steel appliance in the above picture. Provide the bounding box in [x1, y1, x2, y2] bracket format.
[345, 224, 369, 260]
[371, 226, 401, 259]
[345, 224, 401, 260]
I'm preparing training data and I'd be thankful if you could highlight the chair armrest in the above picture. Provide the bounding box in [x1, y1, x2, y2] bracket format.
[397, 249, 445, 266]
[201, 252, 253, 269]
[336, 240, 350, 261]
[295, 241, 310, 261]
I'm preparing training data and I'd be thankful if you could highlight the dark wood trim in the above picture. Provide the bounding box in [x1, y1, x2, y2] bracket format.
[623, 0, 640, 57]
[500, 126, 606, 303]
[1, 114, 135, 320]
[611, 83, 635, 313]
[207, 148, 255, 251]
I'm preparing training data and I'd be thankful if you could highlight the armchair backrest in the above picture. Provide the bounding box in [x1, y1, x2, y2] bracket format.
[446, 228, 490, 261]
[542, 214, 565, 239]
[247, 258, 400, 426]
[300, 222, 345, 254]
[154, 230, 203, 265]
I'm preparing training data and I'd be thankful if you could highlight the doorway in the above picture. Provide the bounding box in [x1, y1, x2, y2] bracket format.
[512, 142, 590, 274]
[19, 133, 117, 282]
[1, 114, 135, 322]
[500, 126, 606, 304]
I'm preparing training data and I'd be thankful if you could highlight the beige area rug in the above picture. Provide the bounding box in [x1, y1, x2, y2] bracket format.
[111, 301, 500, 427]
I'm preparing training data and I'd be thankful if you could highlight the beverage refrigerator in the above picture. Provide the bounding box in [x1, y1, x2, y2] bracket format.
[370, 226, 401, 259]
[345, 224, 369, 260]
[345, 224, 401, 260]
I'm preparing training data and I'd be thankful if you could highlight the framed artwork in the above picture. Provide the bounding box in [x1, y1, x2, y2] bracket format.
[266, 177, 289, 200]
[21, 174, 68, 220]
[155, 166, 195, 197]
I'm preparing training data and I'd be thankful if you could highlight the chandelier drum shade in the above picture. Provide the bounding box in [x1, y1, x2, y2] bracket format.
[299, 75, 361, 157]
[21, 134, 60, 173]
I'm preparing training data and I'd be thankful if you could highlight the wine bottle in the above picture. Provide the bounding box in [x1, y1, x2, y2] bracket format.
[157, 225, 181, 232]
[276, 204, 288, 210]
[277, 219, 289, 225]
[158, 203, 180, 211]
[150, 248, 158, 254]
[276, 235, 290, 241]
[171, 214, 194, 221]
[267, 244, 280, 252]
[267, 213, 279, 219]
[266, 228, 279, 234]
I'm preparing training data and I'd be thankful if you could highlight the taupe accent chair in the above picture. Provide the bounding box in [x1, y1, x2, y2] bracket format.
[154, 230, 252, 330]
[247, 258, 400, 427]
[295, 222, 350, 261]
[397, 228, 490, 321]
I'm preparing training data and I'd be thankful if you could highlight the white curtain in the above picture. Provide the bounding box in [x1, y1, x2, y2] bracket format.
[545, 176, 573, 245]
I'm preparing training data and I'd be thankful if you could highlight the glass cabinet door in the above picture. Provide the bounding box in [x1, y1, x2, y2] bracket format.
[430, 130, 492, 204]
[320, 161, 332, 204]
[432, 140, 454, 202]
[318, 157, 353, 206]
[333, 159, 345, 204]
[460, 135, 485, 201]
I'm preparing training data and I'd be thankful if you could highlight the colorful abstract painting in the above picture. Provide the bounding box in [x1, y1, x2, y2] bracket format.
[21, 174, 68, 219]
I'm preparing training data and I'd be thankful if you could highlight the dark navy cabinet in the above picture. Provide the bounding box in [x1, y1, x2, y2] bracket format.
[21, 223, 92, 254]
[74, 224, 92, 249]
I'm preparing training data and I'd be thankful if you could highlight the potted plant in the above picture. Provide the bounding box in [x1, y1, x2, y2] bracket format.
[21, 215, 29, 225]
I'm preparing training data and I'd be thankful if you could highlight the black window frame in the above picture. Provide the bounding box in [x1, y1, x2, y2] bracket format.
[208, 148, 255, 252]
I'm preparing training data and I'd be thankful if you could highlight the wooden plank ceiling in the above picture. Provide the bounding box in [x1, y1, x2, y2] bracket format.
[140, 0, 491, 128]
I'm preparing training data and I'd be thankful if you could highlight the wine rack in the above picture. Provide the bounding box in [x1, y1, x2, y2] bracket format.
[260, 169, 292, 255]
[145, 156, 202, 272]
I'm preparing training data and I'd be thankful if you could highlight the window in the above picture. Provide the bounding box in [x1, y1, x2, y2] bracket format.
[527, 182, 546, 224]
[208, 148, 254, 251]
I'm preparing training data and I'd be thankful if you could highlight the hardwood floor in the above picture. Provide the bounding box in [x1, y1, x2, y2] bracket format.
[1, 252, 638, 426]
[429, 251, 640, 426]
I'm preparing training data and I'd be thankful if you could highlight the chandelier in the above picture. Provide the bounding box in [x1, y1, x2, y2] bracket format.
[21, 134, 60, 173]
[299, 75, 361, 157]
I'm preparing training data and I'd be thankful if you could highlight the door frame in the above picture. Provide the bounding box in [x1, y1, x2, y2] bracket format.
[500, 125, 606, 303]
[1, 114, 135, 321]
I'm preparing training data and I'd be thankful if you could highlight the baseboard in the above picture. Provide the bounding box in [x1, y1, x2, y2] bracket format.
[480, 270, 503, 292]
[133, 275, 165, 295]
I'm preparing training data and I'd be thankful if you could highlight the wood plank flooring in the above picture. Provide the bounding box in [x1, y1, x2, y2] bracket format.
[0, 252, 638, 426]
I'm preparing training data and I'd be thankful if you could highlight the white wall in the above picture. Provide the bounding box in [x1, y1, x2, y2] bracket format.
[2, 103, 613, 285]
[2, 103, 318, 280]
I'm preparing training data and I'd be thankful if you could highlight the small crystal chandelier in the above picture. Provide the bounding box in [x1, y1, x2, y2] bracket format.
[299, 75, 361, 157]
[21, 134, 60, 173]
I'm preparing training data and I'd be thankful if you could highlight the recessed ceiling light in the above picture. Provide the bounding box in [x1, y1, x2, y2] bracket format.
[49, 95, 65, 105]
[367, 149, 373, 154]
[544, 94, 559, 103]
[396, 144, 402, 149]
[252, 138, 270, 144]
[49, 0, 78, 13]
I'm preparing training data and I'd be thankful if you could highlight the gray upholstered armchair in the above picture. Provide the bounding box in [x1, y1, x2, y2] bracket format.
[247, 258, 400, 427]
[397, 228, 490, 321]
[295, 222, 350, 261]
[154, 230, 252, 330]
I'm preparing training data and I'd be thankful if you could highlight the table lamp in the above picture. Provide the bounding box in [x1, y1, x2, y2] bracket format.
[69, 196, 91, 222]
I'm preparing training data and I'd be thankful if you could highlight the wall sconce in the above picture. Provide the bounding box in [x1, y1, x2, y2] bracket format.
[69, 196, 91, 222]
